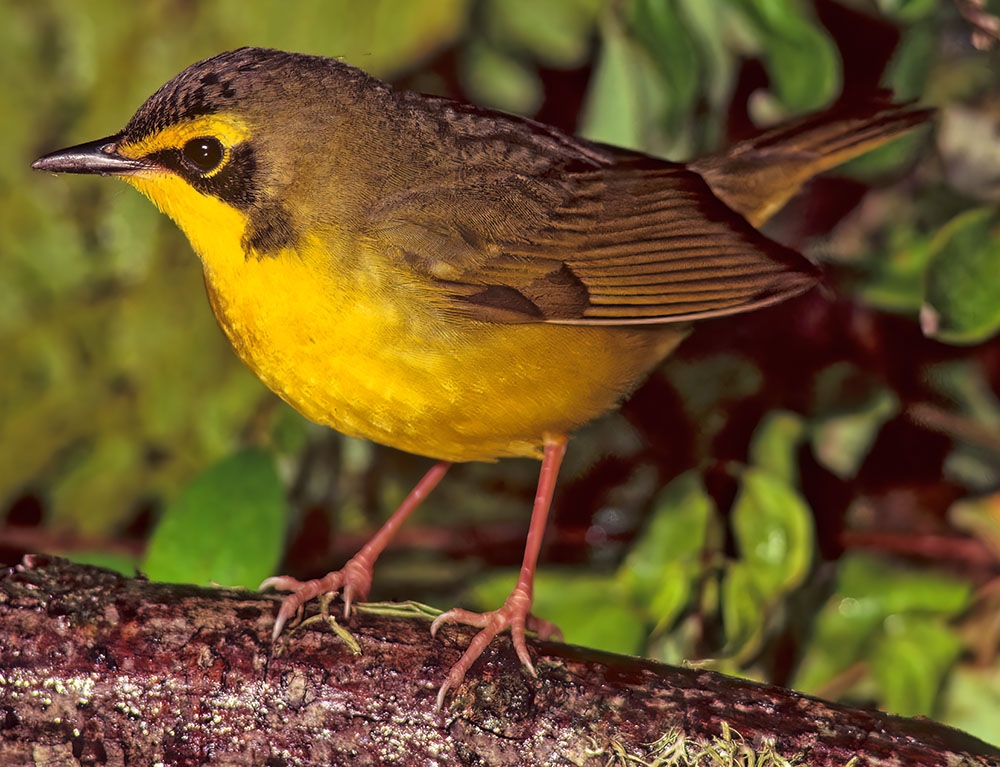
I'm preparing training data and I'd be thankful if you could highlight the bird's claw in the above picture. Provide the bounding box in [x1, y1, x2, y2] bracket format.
[430, 586, 561, 709]
[261, 557, 374, 641]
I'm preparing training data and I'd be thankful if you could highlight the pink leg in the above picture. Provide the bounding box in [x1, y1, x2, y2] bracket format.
[430, 435, 568, 709]
[262, 460, 450, 640]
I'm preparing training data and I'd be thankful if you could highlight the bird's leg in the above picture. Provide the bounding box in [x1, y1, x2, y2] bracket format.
[263, 460, 451, 640]
[430, 435, 567, 709]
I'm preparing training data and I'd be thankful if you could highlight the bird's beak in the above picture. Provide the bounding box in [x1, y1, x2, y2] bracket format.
[32, 136, 151, 176]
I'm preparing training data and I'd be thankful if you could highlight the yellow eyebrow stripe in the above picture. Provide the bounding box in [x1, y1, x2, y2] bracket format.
[118, 114, 251, 158]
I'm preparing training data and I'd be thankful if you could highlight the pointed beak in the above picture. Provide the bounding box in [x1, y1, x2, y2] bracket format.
[32, 136, 152, 176]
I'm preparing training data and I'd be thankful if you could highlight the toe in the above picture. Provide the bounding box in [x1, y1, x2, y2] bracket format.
[526, 615, 562, 642]
[260, 575, 304, 593]
[431, 608, 488, 637]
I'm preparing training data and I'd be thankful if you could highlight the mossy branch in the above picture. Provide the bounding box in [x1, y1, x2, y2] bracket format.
[1, 558, 996, 766]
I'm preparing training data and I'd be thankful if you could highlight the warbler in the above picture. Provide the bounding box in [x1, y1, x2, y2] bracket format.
[33, 47, 930, 708]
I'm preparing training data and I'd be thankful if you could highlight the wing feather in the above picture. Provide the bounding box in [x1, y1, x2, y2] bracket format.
[369, 158, 820, 325]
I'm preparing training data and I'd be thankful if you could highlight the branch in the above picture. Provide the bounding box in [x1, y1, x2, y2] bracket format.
[2, 558, 997, 766]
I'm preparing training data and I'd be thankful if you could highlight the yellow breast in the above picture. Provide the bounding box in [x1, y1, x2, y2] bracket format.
[126, 171, 683, 462]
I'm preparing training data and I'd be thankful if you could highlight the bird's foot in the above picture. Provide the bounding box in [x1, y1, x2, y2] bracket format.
[430, 585, 562, 709]
[261, 556, 373, 640]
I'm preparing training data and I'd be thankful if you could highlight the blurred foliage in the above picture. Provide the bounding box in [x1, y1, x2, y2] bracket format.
[143, 447, 286, 587]
[3, 0, 1000, 749]
[793, 553, 971, 704]
[1, 0, 470, 536]
[922, 206, 1000, 345]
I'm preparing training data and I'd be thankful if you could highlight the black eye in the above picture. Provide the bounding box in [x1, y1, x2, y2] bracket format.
[181, 137, 224, 173]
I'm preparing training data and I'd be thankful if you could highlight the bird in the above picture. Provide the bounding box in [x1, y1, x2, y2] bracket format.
[32, 46, 931, 708]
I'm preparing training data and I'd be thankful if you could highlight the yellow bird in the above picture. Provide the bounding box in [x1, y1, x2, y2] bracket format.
[33, 47, 930, 707]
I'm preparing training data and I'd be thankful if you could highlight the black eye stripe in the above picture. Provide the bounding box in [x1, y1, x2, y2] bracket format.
[181, 137, 224, 173]
[145, 142, 259, 210]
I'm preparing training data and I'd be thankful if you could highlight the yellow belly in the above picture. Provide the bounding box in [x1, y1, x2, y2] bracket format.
[203, 240, 685, 462]
[127, 171, 684, 461]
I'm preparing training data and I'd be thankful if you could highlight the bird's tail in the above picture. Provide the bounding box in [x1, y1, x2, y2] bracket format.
[692, 96, 934, 227]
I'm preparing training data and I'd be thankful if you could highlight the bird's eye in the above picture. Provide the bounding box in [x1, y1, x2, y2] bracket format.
[181, 137, 224, 173]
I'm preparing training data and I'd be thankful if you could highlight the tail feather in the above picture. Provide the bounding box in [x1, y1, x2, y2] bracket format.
[692, 96, 934, 227]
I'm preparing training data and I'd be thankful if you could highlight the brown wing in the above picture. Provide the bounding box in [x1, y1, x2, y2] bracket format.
[368, 159, 820, 325]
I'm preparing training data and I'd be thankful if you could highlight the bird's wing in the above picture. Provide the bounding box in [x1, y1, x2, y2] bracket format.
[367, 160, 820, 325]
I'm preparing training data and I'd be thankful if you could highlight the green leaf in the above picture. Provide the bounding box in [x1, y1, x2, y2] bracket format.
[872, 615, 964, 717]
[619, 470, 715, 612]
[794, 554, 973, 695]
[579, 12, 667, 152]
[810, 389, 900, 480]
[923, 361, 1000, 490]
[679, 0, 739, 110]
[647, 561, 695, 633]
[884, 15, 935, 99]
[720, 561, 765, 653]
[922, 207, 1000, 345]
[462, 41, 542, 116]
[731, 468, 815, 599]
[925, 360, 1000, 429]
[748, 410, 806, 485]
[732, 0, 840, 111]
[876, 0, 940, 22]
[940, 663, 1000, 749]
[838, 554, 972, 616]
[144, 447, 286, 589]
[793, 588, 885, 694]
[719, 469, 814, 660]
[808, 363, 900, 480]
[485, 0, 603, 69]
[63, 551, 141, 577]
[625, 0, 700, 138]
[858, 224, 935, 313]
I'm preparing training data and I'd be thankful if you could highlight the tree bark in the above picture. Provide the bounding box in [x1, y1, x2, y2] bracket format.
[1, 557, 997, 766]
